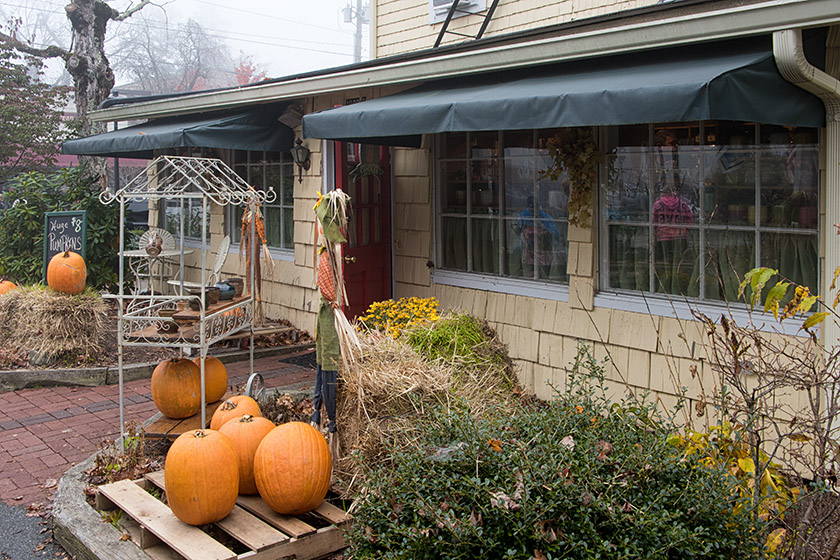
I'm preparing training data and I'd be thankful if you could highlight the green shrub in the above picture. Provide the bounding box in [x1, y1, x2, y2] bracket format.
[348, 348, 764, 559]
[0, 167, 120, 289]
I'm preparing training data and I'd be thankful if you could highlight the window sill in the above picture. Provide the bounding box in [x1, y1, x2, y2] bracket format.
[229, 242, 294, 262]
[593, 290, 812, 338]
[432, 269, 569, 301]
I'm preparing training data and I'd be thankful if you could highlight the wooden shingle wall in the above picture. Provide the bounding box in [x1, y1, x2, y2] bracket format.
[376, 0, 660, 57]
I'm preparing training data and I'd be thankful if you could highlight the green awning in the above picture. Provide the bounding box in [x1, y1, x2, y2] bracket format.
[302, 37, 825, 145]
[62, 106, 295, 159]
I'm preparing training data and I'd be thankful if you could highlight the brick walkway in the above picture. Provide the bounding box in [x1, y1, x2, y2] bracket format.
[0, 350, 316, 510]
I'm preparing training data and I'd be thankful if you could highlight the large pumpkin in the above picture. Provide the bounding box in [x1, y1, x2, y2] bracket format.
[210, 395, 261, 430]
[151, 358, 201, 419]
[0, 280, 16, 295]
[46, 251, 87, 295]
[254, 422, 331, 515]
[165, 429, 239, 526]
[192, 356, 228, 403]
[218, 414, 276, 495]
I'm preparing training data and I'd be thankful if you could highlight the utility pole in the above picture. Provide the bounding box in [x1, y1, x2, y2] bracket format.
[344, 1, 368, 63]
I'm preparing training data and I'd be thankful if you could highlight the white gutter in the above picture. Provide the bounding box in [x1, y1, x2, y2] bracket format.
[92, 0, 840, 122]
[773, 28, 840, 349]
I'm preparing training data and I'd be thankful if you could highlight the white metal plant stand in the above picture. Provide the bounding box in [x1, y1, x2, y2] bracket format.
[100, 155, 276, 439]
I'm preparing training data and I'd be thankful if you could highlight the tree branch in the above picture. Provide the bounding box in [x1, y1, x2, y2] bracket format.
[0, 31, 69, 61]
[112, 0, 153, 22]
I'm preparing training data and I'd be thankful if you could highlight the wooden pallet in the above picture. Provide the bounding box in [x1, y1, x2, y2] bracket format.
[96, 470, 351, 560]
[144, 394, 232, 440]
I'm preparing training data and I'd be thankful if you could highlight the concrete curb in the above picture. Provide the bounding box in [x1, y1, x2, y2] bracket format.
[52, 454, 150, 560]
[0, 343, 314, 393]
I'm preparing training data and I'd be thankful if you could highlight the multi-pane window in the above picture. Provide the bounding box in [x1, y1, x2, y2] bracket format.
[160, 149, 211, 240]
[230, 150, 295, 250]
[438, 130, 570, 283]
[601, 121, 818, 301]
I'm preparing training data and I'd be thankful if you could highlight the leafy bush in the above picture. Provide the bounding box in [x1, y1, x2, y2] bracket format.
[0, 167, 120, 289]
[348, 349, 764, 559]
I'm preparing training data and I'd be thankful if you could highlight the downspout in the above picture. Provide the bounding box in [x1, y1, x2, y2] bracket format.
[773, 28, 840, 348]
[774, 28, 840, 479]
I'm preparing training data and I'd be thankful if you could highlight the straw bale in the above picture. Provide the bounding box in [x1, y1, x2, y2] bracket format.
[0, 285, 107, 365]
[333, 320, 517, 495]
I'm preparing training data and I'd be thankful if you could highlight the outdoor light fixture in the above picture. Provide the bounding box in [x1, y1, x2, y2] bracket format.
[290, 138, 311, 183]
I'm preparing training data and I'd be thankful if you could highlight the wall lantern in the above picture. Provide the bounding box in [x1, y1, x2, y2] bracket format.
[290, 138, 311, 183]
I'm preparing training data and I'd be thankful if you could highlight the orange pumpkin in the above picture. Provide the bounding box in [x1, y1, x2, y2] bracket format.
[0, 280, 16, 295]
[254, 422, 332, 515]
[192, 356, 228, 403]
[151, 358, 201, 419]
[165, 429, 239, 526]
[46, 251, 87, 295]
[218, 414, 276, 495]
[210, 395, 261, 430]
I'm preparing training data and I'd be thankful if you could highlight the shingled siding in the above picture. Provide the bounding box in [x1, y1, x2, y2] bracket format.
[376, 0, 659, 56]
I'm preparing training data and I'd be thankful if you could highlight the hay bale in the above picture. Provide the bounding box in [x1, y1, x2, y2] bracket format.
[0, 285, 107, 366]
[333, 315, 518, 495]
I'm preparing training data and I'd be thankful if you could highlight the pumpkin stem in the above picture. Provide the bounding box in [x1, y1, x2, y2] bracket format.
[193, 430, 207, 438]
[222, 401, 238, 411]
[63, 250, 69, 257]
[241, 415, 253, 422]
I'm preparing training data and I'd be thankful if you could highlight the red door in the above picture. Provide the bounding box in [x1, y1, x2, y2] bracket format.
[335, 142, 392, 319]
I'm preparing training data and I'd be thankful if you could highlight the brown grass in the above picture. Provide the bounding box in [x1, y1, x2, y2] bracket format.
[0, 285, 107, 365]
[333, 323, 517, 496]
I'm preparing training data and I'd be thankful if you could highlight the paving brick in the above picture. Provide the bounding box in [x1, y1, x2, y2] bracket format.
[0, 419, 22, 430]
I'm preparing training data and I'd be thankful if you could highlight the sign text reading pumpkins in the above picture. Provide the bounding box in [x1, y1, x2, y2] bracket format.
[43, 211, 87, 281]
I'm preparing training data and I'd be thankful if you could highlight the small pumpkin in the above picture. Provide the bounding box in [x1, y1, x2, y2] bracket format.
[254, 421, 332, 515]
[151, 358, 201, 419]
[0, 280, 16, 295]
[46, 251, 87, 295]
[218, 414, 276, 494]
[210, 395, 261, 430]
[192, 356, 228, 403]
[165, 429, 239, 526]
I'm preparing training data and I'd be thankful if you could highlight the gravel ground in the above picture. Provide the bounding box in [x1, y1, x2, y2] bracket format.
[0, 501, 68, 560]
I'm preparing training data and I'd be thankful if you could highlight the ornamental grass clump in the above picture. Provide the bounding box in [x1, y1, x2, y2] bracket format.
[335, 311, 517, 496]
[0, 284, 106, 365]
[347, 347, 764, 560]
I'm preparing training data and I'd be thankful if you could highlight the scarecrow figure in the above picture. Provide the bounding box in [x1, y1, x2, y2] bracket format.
[311, 190, 359, 434]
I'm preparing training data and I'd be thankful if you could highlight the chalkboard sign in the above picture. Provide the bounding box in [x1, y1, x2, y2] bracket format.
[43, 211, 87, 281]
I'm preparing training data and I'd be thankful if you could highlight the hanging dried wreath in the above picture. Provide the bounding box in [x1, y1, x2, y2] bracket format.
[538, 127, 603, 228]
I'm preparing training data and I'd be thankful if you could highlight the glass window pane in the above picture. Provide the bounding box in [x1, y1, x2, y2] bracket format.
[441, 217, 467, 270]
[608, 225, 649, 291]
[705, 229, 755, 301]
[761, 232, 818, 295]
[504, 156, 534, 217]
[283, 208, 294, 249]
[470, 217, 498, 274]
[653, 229, 699, 297]
[538, 219, 568, 282]
[604, 147, 650, 223]
[282, 165, 294, 206]
[441, 161, 468, 213]
[264, 205, 282, 248]
[471, 159, 498, 212]
[441, 132, 467, 159]
[231, 206, 244, 243]
[760, 143, 818, 230]
[706, 145, 756, 226]
[470, 131, 497, 154]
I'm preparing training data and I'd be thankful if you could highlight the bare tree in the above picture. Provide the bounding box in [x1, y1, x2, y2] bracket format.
[0, 0, 152, 152]
[109, 15, 235, 94]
